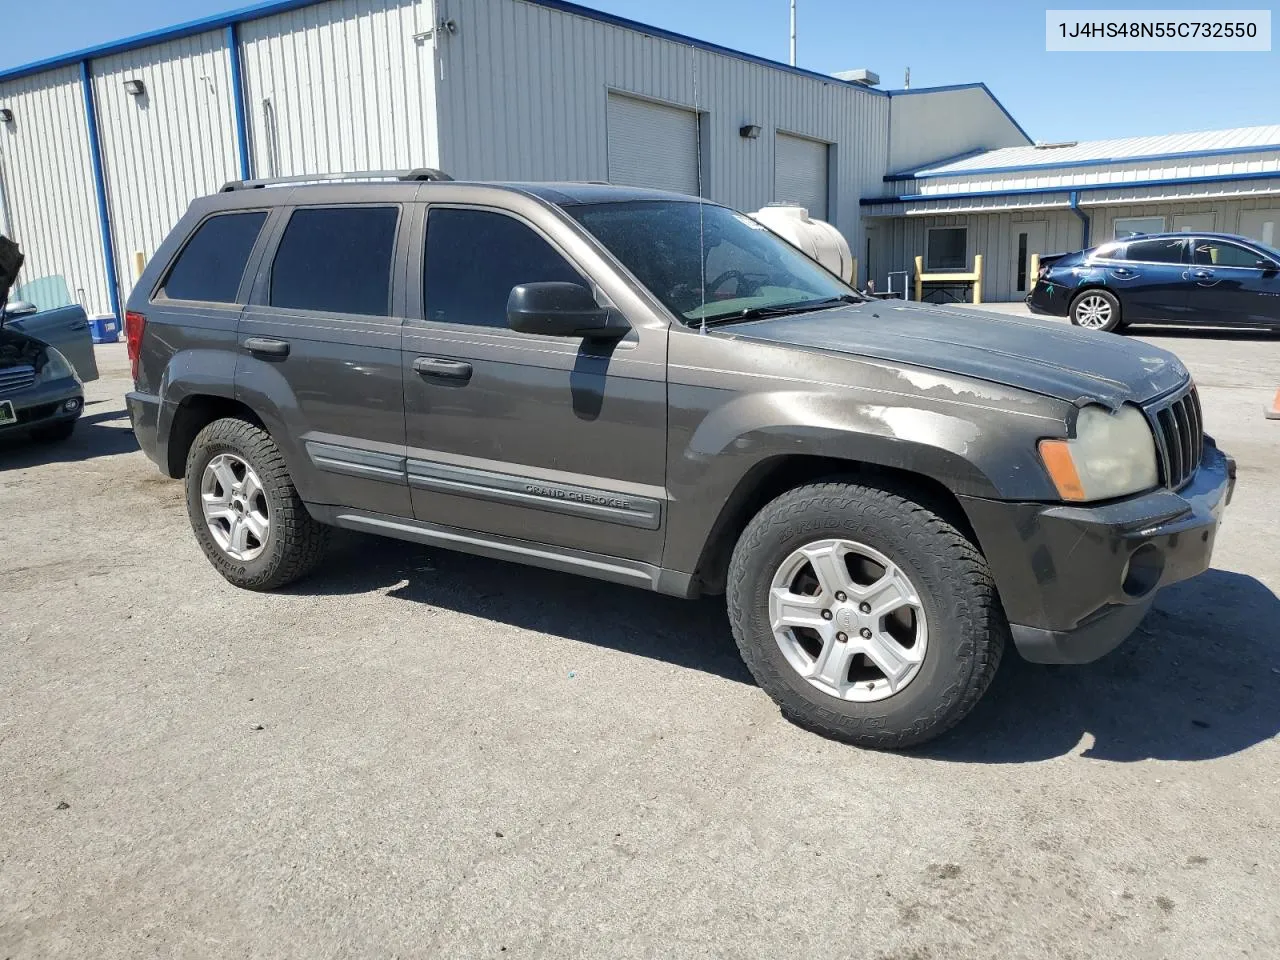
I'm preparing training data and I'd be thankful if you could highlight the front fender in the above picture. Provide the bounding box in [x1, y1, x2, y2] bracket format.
[661, 378, 1066, 576]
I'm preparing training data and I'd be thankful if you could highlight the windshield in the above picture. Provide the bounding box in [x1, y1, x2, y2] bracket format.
[567, 200, 858, 325]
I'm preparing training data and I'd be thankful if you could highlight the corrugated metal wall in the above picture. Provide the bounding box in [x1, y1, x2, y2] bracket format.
[91, 30, 241, 305]
[432, 0, 890, 278]
[239, 0, 439, 178]
[0, 66, 109, 313]
[868, 210, 1083, 302]
[869, 194, 1280, 301]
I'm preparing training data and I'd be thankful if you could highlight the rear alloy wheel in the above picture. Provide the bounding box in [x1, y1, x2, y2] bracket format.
[726, 481, 1006, 749]
[185, 418, 328, 590]
[1070, 289, 1122, 332]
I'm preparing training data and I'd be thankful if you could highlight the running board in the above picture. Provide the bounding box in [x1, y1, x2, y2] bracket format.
[307, 505, 696, 598]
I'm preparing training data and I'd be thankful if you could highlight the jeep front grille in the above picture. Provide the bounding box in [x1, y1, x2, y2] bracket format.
[0, 365, 36, 395]
[1146, 384, 1203, 490]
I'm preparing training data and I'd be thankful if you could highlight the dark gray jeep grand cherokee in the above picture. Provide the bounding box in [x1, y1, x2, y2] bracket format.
[125, 174, 1234, 748]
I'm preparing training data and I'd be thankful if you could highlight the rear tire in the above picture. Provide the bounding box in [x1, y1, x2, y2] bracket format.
[184, 417, 328, 590]
[726, 481, 1006, 749]
[1069, 288, 1122, 332]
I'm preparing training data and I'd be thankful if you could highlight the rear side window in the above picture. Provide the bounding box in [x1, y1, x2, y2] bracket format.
[162, 211, 267, 303]
[270, 206, 399, 316]
[1120, 238, 1185, 264]
[423, 208, 581, 327]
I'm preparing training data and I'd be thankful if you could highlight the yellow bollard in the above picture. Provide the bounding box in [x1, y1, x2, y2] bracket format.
[972, 254, 983, 304]
[913, 255, 923, 302]
[132, 250, 146, 282]
[1030, 252, 1040, 286]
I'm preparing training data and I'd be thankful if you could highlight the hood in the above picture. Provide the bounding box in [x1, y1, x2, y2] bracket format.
[0, 324, 45, 370]
[725, 301, 1189, 408]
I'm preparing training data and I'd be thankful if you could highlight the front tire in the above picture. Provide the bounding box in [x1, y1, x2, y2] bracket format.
[184, 418, 328, 590]
[726, 481, 1006, 749]
[1070, 288, 1122, 332]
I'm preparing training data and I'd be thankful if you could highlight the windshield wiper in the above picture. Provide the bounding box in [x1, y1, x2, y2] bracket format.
[698, 294, 861, 328]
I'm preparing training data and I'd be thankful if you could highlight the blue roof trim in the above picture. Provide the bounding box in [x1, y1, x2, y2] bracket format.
[887, 139, 1280, 181]
[0, 0, 322, 82]
[861, 169, 1280, 206]
[886, 82, 1033, 146]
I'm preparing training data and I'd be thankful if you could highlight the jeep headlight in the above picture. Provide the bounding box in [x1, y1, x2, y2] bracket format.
[36, 347, 78, 384]
[1039, 404, 1158, 502]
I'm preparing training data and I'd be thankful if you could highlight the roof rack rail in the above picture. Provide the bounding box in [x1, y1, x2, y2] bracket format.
[219, 168, 453, 192]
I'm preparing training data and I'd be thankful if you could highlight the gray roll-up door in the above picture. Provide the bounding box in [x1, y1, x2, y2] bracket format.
[607, 93, 699, 196]
[774, 132, 829, 220]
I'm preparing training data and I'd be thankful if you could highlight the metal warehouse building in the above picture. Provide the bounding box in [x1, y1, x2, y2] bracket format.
[865, 125, 1280, 303]
[0, 0, 1032, 320]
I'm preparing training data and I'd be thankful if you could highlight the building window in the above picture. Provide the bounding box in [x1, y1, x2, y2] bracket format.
[925, 227, 967, 271]
[1016, 231, 1029, 292]
[1113, 216, 1165, 240]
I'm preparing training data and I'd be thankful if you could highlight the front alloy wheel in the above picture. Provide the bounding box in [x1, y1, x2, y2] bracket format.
[769, 539, 928, 703]
[726, 481, 1006, 749]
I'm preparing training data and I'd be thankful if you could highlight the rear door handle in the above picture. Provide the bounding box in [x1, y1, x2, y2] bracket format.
[1113, 267, 1134, 276]
[1192, 269, 1215, 280]
[413, 356, 473, 382]
[244, 337, 290, 359]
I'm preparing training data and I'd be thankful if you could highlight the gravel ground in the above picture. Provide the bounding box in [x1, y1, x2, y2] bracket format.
[2, 324, 1278, 960]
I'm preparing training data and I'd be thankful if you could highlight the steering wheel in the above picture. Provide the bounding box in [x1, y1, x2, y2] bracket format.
[707, 269, 770, 298]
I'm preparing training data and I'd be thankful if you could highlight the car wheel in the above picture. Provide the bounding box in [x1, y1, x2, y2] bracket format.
[184, 417, 328, 590]
[30, 420, 76, 443]
[726, 481, 1006, 749]
[1070, 289, 1122, 332]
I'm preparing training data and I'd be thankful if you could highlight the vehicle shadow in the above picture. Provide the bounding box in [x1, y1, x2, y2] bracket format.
[921, 568, 1280, 763]
[0, 406, 138, 468]
[287, 531, 754, 685]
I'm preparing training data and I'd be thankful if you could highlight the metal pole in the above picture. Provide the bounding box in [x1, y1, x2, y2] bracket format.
[789, 0, 796, 66]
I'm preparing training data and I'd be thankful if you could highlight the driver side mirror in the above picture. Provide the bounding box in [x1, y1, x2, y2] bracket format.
[506, 282, 629, 340]
[1256, 258, 1278, 271]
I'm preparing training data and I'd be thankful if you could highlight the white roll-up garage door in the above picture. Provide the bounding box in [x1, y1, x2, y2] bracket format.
[607, 93, 699, 196]
[774, 132, 829, 220]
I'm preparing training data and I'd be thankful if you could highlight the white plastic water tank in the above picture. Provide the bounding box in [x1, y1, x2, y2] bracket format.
[749, 205, 854, 284]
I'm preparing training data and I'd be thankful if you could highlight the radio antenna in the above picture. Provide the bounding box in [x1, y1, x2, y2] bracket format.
[693, 48, 707, 334]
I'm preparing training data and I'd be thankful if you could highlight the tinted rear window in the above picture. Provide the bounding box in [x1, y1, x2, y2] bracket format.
[162, 211, 267, 303]
[1121, 238, 1185, 264]
[270, 206, 399, 316]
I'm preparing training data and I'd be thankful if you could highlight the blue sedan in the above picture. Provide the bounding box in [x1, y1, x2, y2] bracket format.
[1027, 232, 1280, 333]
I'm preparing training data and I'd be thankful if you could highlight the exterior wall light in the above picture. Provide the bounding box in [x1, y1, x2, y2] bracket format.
[0, 108, 13, 124]
[739, 124, 761, 139]
[124, 79, 146, 96]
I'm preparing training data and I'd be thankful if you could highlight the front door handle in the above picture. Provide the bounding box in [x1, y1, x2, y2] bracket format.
[244, 337, 291, 359]
[413, 356, 472, 382]
[1192, 269, 1215, 280]
[68, 320, 89, 331]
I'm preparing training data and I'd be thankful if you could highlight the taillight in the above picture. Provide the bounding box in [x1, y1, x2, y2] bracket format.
[124, 311, 146, 382]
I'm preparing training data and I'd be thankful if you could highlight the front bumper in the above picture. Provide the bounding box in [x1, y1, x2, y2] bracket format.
[0, 378, 83, 435]
[960, 442, 1235, 664]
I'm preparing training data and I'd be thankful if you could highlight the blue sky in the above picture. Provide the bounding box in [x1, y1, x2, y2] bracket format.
[4, 0, 1277, 142]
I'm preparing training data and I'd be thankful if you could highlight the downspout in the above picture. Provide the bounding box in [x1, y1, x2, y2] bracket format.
[1069, 189, 1091, 248]
[79, 59, 121, 321]
[227, 23, 251, 180]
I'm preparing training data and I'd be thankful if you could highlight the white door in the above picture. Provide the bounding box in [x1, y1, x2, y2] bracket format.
[773, 132, 829, 220]
[1239, 210, 1279, 247]
[1173, 213, 1216, 232]
[1010, 221, 1048, 296]
[607, 94, 699, 195]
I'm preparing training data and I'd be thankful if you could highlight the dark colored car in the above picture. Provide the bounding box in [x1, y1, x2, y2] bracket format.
[0, 309, 88, 443]
[125, 175, 1233, 748]
[1028, 231, 1280, 333]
